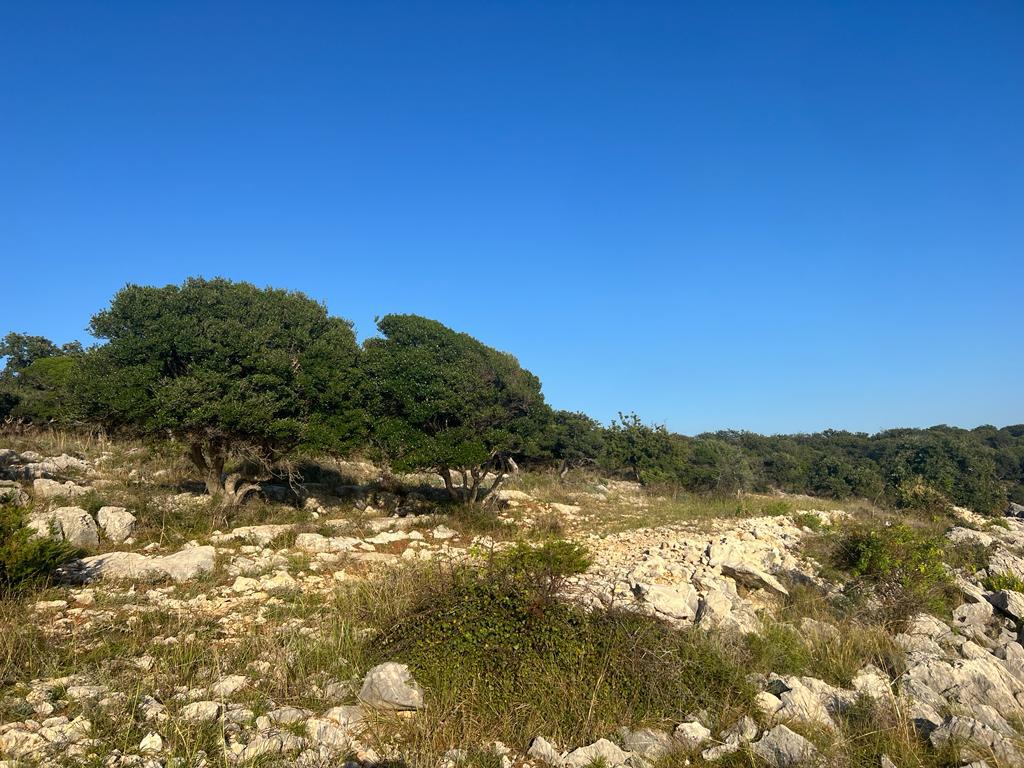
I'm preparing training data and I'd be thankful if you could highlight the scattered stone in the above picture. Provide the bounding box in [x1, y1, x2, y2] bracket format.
[929, 716, 1024, 767]
[988, 590, 1024, 622]
[621, 727, 673, 759]
[210, 674, 248, 698]
[29, 507, 99, 547]
[527, 736, 561, 764]
[180, 701, 222, 723]
[32, 478, 92, 499]
[720, 561, 789, 596]
[139, 732, 163, 753]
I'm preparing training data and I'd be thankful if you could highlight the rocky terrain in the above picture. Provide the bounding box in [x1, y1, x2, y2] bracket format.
[3, 441, 1024, 767]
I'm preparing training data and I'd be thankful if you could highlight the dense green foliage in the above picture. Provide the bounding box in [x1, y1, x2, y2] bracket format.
[2, 277, 1021, 512]
[76, 278, 364, 501]
[363, 314, 551, 503]
[0, 333, 83, 424]
[830, 522, 956, 620]
[0, 505, 79, 592]
[587, 413, 1023, 514]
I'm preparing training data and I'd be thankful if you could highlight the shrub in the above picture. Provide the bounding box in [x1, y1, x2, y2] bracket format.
[832, 523, 955, 620]
[363, 314, 551, 505]
[494, 539, 591, 600]
[0, 506, 78, 592]
[983, 572, 1024, 593]
[759, 499, 794, 517]
[367, 544, 754, 747]
[78, 277, 364, 505]
[893, 479, 952, 516]
[793, 511, 825, 531]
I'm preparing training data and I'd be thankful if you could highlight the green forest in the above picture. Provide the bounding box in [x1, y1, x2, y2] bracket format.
[2, 277, 1022, 514]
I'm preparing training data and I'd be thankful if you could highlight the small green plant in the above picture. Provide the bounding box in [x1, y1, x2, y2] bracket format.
[447, 504, 516, 537]
[793, 511, 825, 531]
[760, 499, 795, 517]
[983, 572, 1024, 593]
[1, 505, 79, 592]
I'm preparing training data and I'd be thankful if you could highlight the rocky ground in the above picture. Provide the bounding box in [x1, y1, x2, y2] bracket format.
[3, 442, 1024, 767]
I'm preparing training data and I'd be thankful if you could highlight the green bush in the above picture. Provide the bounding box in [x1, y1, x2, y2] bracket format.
[369, 542, 754, 746]
[793, 511, 825, 531]
[983, 572, 1024, 593]
[1, 506, 79, 592]
[759, 499, 794, 517]
[832, 524, 955, 620]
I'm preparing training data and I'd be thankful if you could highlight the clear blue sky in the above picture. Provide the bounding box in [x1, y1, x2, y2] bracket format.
[2, 2, 1022, 435]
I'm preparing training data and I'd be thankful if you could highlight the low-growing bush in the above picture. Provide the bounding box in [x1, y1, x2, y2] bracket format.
[759, 499, 795, 517]
[366, 541, 755, 748]
[983, 572, 1024, 593]
[832, 523, 955, 621]
[1, 505, 78, 592]
[793, 511, 826, 531]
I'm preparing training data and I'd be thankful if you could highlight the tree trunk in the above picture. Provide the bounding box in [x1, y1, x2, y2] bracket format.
[439, 466, 460, 502]
[189, 443, 226, 497]
[223, 472, 261, 507]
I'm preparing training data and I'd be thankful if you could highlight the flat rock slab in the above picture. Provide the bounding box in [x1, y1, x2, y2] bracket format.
[66, 545, 216, 583]
[721, 561, 789, 596]
[358, 662, 424, 711]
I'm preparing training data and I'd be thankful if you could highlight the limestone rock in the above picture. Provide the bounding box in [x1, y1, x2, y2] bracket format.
[180, 701, 222, 723]
[97, 506, 137, 543]
[638, 583, 700, 623]
[562, 738, 628, 768]
[70, 545, 215, 582]
[674, 720, 712, 750]
[32, 478, 92, 499]
[988, 590, 1024, 622]
[29, 507, 99, 547]
[721, 561, 789, 596]
[527, 736, 562, 764]
[621, 727, 673, 759]
[139, 731, 163, 753]
[751, 725, 818, 767]
[929, 716, 1024, 767]
[210, 674, 248, 698]
[358, 662, 425, 711]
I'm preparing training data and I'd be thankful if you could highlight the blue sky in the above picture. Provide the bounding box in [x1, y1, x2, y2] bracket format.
[2, 2, 1022, 435]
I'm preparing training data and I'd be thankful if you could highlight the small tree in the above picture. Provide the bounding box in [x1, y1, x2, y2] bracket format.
[546, 410, 605, 479]
[79, 278, 363, 504]
[363, 314, 550, 504]
[0, 333, 83, 425]
[600, 412, 681, 486]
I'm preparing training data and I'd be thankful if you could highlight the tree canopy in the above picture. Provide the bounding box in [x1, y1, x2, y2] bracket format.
[363, 314, 551, 503]
[78, 277, 363, 503]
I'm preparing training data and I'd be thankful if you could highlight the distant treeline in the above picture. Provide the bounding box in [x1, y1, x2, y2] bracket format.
[1, 277, 1021, 513]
